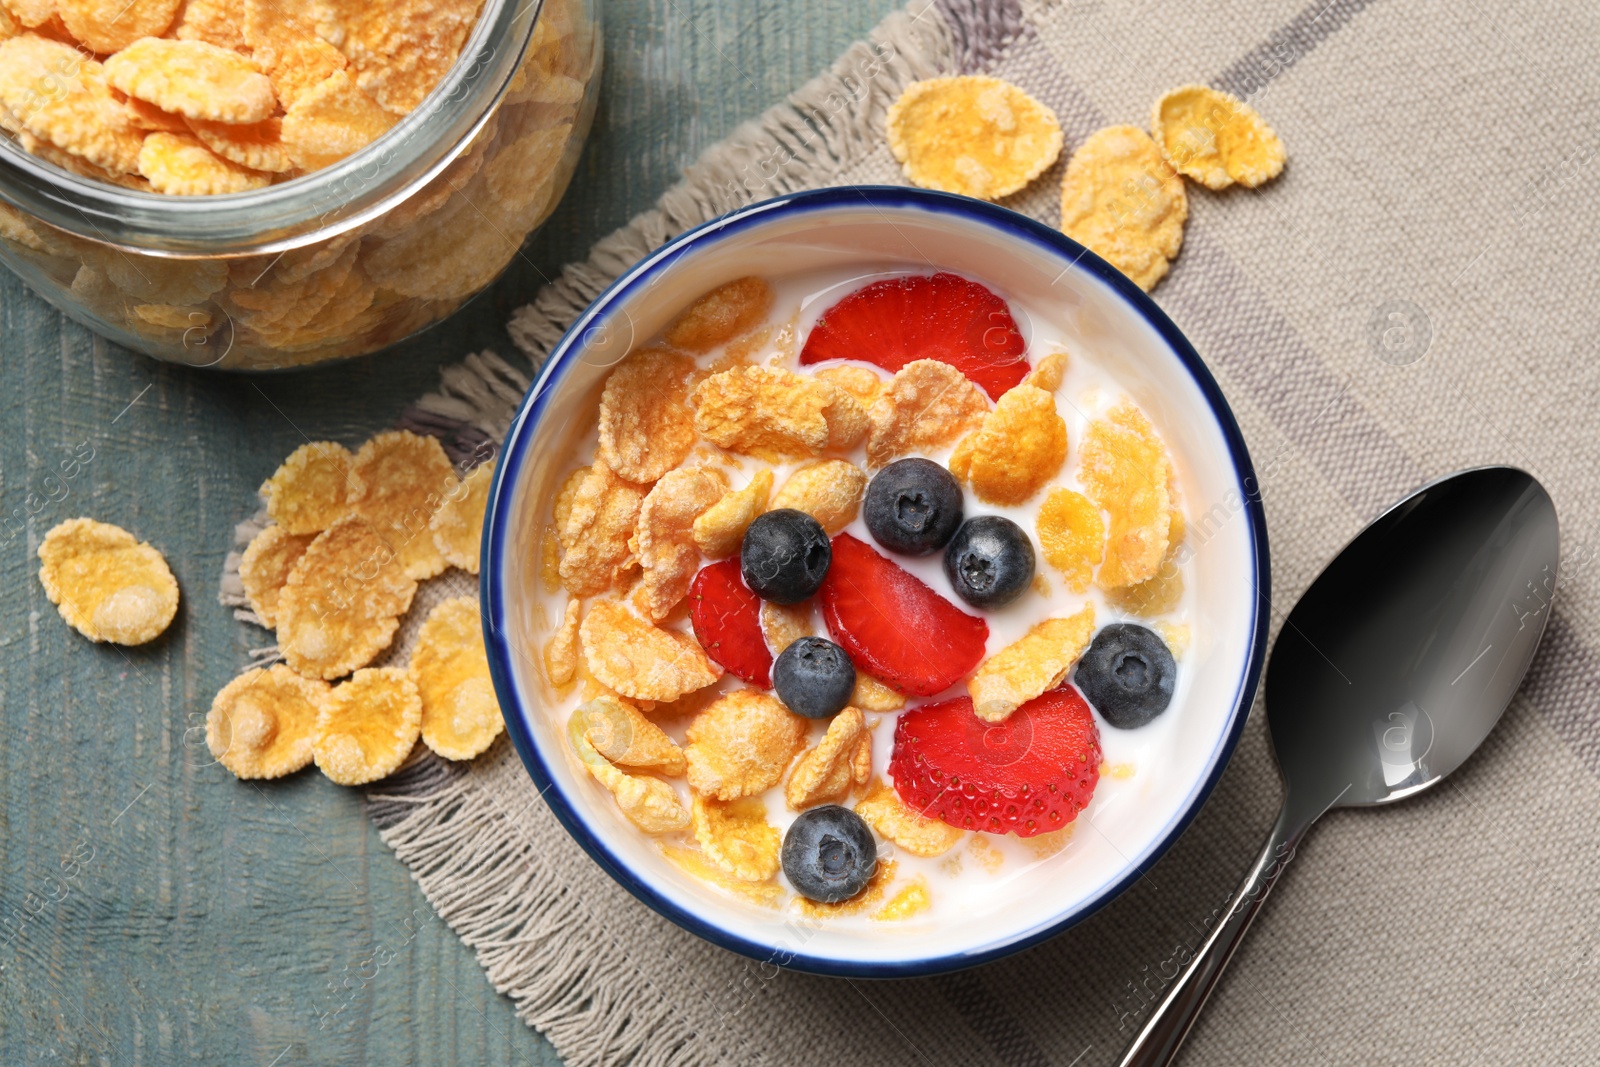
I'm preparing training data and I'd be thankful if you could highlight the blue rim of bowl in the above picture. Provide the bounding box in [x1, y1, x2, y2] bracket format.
[480, 185, 1270, 979]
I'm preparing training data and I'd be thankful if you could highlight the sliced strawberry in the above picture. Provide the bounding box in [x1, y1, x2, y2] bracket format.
[889, 687, 1102, 837]
[798, 272, 1029, 400]
[818, 533, 987, 697]
[688, 558, 772, 687]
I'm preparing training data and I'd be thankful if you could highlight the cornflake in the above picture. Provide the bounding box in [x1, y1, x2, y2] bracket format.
[410, 597, 502, 761]
[275, 515, 418, 680]
[189, 116, 293, 174]
[59, 0, 181, 53]
[819, 383, 870, 453]
[597, 347, 698, 483]
[796, 858, 896, 918]
[0, 37, 143, 175]
[692, 366, 832, 462]
[280, 69, 396, 171]
[1107, 516, 1185, 617]
[576, 694, 685, 775]
[543, 596, 580, 685]
[1037, 487, 1104, 594]
[38, 518, 179, 645]
[138, 132, 272, 196]
[785, 707, 869, 810]
[558, 460, 643, 597]
[759, 599, 812, 656]
[691, 795, 780, 882]
[239, 523, 314, 627]
[948, 384, 1065, 505]
[568, 713, 689, 833]
[1155, 621, 1190, 660]
[873, 878, 932, 922]
[1079, 403, 1172, 589]
[692, 469, 771, 559]
[172, 0, 246, 51]
[1152, 85, 1285, 190]
[661, 845, 784, 906]
[1022, 350, 1068, 392]
[348, 430, 458, 581]
[314, 0, 482, 115]
[430, 461, 493, 574]
[684, 689, 806, 800]
[630, 466, 725, 621]
[206, 664, 327, 779]
[968, 605, 1096, 723]
[855, 780, 963, 857]
[813, 365, 883, 408]
[312, 666, 421, 786]
[866, 359, 989, 468]
[770, 460, 866, 535]
[662, 277, 773, 353]
[106, 38, 274, 124]
[886, 76, 1062, 201]
[851, 674, 905, 712]
[579, 600, 720, 702]
[260, 441, 354, 535]
[1060, 125, 1188, 292]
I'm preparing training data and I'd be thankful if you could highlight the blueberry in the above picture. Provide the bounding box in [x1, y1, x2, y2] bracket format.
[781, 805, 878, 903]
[943, 516, 1034, 609]
[773, 636, 856, 719]
[741, 509, 830, 604]
[863, 458, 964, 555]
[1073, 623, 1176, 729]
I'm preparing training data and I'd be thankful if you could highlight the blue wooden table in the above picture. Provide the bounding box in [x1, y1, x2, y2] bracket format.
[0, 2, 897, 1060]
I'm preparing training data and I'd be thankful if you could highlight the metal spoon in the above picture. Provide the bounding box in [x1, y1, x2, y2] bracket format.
[1118, 466, 1559, 1067]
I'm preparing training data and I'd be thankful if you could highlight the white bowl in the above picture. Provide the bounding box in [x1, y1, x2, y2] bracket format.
[482, 186, 1269, 977]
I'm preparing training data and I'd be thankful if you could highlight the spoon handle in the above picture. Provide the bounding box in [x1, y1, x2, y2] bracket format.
[1115, 800, 1315, 1067]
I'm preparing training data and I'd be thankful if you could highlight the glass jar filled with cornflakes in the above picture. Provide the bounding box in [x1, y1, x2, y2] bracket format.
[0, 0, 599, 369]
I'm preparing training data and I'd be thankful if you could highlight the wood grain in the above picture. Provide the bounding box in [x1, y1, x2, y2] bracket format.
[0, 0, 898, 1060]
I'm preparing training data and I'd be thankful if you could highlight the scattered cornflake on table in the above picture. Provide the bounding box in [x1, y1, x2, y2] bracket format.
[887, 75, 1063, 200]
[1060, 125, 1188, 292]
[948, 384, 1066, 505]
[409, 597, 502, 761]
[683, 689, 806, 800]
[691, 794, 781, 881]
[1079, 403, 1172, 589]
[275, 515, 417, 680]
[259, 441, 354, 535]
[429, 461, 493, 574]
[238, 524, 314, 628]
[597, 347, 698, 483]
[312, 666, 422, 785]
[207, 664, 328, 779]
[38, 517, 180, 646]
[1151, 84, 1285, 190]
[968, 605, 1096, 723]
[348, 429, 458, 581]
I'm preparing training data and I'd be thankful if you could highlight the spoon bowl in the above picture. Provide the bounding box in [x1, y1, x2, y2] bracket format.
[1120, 466, 1559, 1066]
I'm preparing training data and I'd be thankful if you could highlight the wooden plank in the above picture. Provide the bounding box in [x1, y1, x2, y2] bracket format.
[0, 0, 900, 1061]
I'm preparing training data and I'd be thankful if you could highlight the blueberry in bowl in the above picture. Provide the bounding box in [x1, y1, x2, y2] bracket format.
[741, 509, 831, 604]
[864, 458, 964, 555]
[944, 515, 1035, 609]
[773, 636, 857, 719]
[1074, 623, 1178, 729]
[782, 806, 878, 903]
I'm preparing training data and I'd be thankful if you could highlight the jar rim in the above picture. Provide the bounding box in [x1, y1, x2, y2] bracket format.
[0, 0, 543, 257]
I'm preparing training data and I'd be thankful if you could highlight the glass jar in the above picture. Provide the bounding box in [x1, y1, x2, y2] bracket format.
[0, 0, 599, 370]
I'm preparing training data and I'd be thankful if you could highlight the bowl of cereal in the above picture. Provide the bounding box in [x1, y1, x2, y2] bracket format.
[0, 0, 599, 369]
[482, 186, 1269, 976]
